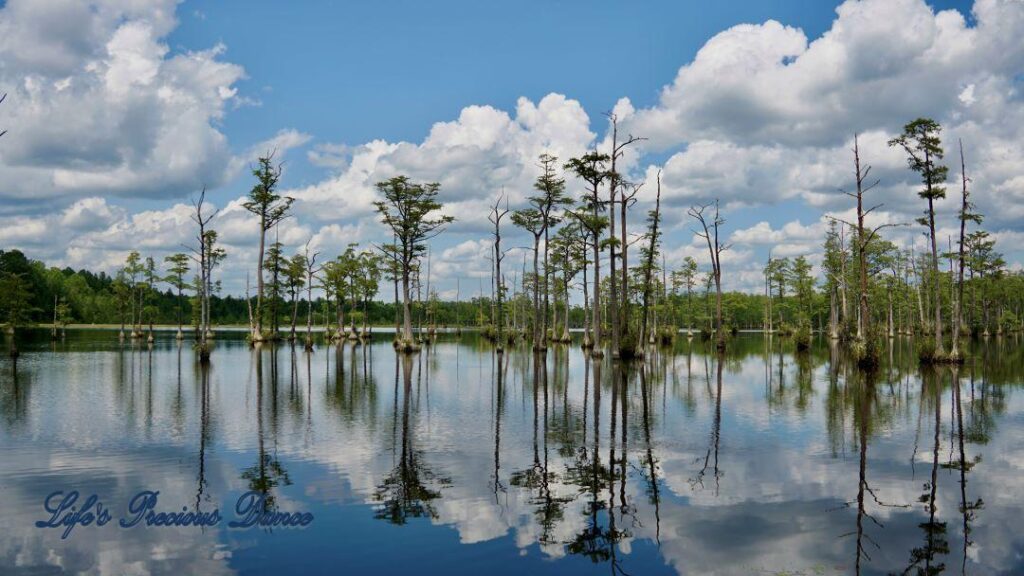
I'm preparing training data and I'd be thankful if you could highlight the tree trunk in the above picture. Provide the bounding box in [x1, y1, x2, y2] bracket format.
[951, 143, 969, 360]
[253, 214, 266, 341]
[401, 270, 414, 347]
[532, 235, 543, 350]
[608, 181, 619, 356]
[620, 187, 629, 342]
[927, 193, 944, 354]
[591, 202, 603, 357]
[290, 292, 299, 339]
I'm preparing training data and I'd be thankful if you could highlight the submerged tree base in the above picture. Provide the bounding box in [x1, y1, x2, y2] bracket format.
[581, 332, 593, 349]
[396, 338, 421, 353]
[922, 346, 967, 365]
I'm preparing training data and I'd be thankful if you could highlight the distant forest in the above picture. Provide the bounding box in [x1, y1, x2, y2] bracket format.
[1, 247, 810, 331]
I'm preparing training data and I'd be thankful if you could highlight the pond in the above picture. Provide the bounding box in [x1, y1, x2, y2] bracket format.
[1, 330, 1023, 575]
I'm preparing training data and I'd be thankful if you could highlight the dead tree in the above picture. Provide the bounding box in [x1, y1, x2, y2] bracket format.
[828, 135, 903, 364]
[187, 188, 219, 362]
[951, 140, 980, 361]
[489, 191, 511, 352]
[619, 180, 642, 349]
[302, 241, 321, 351]
[604, 112, 645, 357]
[688, 200, 730, 350]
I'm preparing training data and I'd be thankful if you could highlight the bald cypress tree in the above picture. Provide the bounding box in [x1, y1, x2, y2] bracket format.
[243, 154, 294, 343]
[374, 176, 453, 352]
[533, 153, 572, 346]
[565, 151, 610, 356]
[889, 119, 949, 360]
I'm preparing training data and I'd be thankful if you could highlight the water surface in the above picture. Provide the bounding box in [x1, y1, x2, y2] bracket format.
[2, 330, 1023, 575]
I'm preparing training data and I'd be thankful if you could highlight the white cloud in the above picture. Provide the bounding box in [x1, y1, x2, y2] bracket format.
[3, 0, 1024, 296]
[0, 0, 245, 201]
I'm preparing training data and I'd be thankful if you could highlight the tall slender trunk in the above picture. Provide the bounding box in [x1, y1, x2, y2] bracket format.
[608, 182, 619, 355]
[620, 187, 629, 340]
[951, 142, 969, 359]
[582, 262, 590, 345]
[253, 214, 266, 340]
[401, 270, 413, 345]
[887, 289, 894, 338]
[591, 187, 603, 356]
[305, 274, 314, 348]
[639, 178, 661, 351]
[494, 231, 505, 349]
[290, 291, 299, 338]
[924, 146, 944, 353]
[177, 285, 183, 335]
[531, 235, 542, 350]
[543, 224, 550, 344]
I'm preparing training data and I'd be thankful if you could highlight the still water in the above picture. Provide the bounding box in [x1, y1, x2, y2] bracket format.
[1, 330, 1023, 575]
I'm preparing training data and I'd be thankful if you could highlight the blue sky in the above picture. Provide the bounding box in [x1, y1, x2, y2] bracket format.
[1, 0, 1019, 297]
[168, 0, 972, 197]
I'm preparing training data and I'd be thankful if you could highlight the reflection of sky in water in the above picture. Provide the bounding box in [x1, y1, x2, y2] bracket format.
[1, 331, 1023, 575]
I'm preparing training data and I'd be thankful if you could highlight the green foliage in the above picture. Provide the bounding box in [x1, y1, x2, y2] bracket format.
[888, 118, 948, 203]
[916, 337, 939, 364]
[243, 155, 294, 229]
[794, 324, 811, 352]
[374, 177, 453, 269]
[0, 272, 36, 327]
[777, 322, 795, 337]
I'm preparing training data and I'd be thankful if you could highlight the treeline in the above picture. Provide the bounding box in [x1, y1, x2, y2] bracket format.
[1, 246, 840, 333]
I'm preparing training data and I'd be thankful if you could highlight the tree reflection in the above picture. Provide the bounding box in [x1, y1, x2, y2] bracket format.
[372, 353, 449, 524]
[240, 347, 292, 513]
[690, 353, 723, 494]
[0, 358, 29, 430]
[944, 365, 983, 574]
[492, 349, 508, 508]
[903, 367, 949, 575]
[564, 357, 627, 571]
[325, 341, 378, 425]
[638, 360, 662, 544]
[840, 367, 907, 575]
[510, 354, 571, 544]
[195, 360, 213, 516]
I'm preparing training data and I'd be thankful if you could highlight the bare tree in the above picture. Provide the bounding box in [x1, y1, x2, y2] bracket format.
[604, 113, 645, 357]
[688, 200, 730, 350]
[828, 135, 903, 365]
[618, 180, 642, 350]
[301, 241, 320, 351]
[951, 140, 981, 361]
[489, 191, 510, 352]
[187, 188, 219, 362]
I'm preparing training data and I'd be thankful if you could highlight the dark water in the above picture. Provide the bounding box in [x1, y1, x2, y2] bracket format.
[1, 330, 1023, 576]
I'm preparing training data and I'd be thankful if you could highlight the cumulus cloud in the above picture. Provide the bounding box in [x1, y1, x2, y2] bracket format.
[3, 0, 1024, 296]
[614, 0, 1024, 245]
[287, 94, 594, 232]
[0, 0, 246, 201]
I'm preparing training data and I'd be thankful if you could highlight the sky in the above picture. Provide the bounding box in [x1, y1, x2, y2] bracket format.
[0, 0, 1021, 299]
